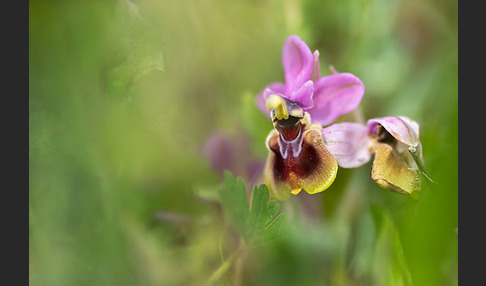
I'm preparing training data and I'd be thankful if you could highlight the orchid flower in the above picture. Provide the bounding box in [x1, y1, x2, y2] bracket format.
[256, 35, 365, 200]
[321, 116, 433, 197]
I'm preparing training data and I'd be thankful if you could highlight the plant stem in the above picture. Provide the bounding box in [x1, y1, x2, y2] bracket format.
[207, 240, 244, 285]
[409, 147, 436, 185]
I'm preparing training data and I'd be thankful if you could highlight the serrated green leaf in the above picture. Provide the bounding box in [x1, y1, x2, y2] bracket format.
[247, 184, 288, 245]
[261, 212, 288, 243]
[246, 184, 271, 240]
[219, 172, 287, 245]
[220, 171, 250, 236]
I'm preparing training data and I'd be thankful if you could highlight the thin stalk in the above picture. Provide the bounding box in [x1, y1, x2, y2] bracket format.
[409, 147, 436, 185]
[207, 240, 245, 285]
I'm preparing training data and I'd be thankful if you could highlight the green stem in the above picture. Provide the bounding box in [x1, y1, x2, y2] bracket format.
[207, 241, 244, 285]
[409, 147, 436, 185]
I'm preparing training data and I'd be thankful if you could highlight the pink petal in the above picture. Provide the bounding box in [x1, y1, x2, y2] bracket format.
[367, 116, 420, 148]
[307, 73, 365, 126]
[255, 82, 286, 117]
[282, 35, 314, 96]
[290, 80, 314, 109]
[321, 122, 372, 168]
[367, 116, 423, 160]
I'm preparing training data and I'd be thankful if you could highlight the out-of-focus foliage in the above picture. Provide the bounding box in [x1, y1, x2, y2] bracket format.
[219, 172, 287, 246]
[29, 0, 457, 285]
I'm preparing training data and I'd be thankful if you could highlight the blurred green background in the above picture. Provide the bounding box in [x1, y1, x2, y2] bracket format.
[29, 0, 457, 285]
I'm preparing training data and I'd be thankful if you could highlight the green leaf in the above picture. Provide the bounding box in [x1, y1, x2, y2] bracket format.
[220, 171, 251, 236]
[247, 184, 287, 244]
[219, 171, 287, 245]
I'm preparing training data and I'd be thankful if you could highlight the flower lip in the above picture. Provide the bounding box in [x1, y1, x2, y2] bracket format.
[264, 124, 338, 200]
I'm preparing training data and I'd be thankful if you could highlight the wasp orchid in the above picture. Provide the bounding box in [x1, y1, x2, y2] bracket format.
[256, 35, 365, 200]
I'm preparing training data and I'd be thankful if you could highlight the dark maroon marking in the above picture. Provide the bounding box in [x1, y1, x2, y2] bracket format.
[270, 133, 321, 181]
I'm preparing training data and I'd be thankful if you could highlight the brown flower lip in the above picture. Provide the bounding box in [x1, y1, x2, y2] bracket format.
[264, 121, 338, 201]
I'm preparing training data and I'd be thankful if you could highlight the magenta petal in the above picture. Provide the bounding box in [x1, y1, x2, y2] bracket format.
[367, 116, 423, 160]
[282, 35, 314, 96]
[321, 122, 372, 168]
[256, 82, 286, 117]
[367, 116, 420, 148]
[307, 73, 365, 126]
[290, 80, 314, 109]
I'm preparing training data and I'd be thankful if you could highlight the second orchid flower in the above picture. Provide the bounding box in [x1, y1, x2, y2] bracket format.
[322, 116, 432, 198]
